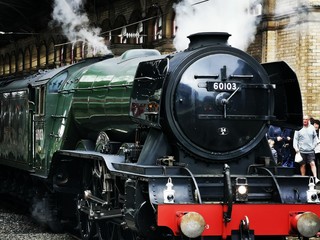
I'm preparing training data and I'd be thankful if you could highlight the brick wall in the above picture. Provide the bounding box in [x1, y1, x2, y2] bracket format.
[260, 0, 320, 118]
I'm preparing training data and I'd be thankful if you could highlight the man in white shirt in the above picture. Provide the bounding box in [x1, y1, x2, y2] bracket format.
[293, 115, 319, 182]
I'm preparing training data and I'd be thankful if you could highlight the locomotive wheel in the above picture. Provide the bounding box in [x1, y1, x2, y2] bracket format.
[90, 160, 138, 240]
[77, 160, 105, 240]
[77, 158, 140, 240]
[76, 159, 126, 240]
[91, 160, 109, 240]
[77, 198, 94, 239]
[77, 198, 110, 240]
[93, 222, 137, 240]
[77, 190, 95, 239]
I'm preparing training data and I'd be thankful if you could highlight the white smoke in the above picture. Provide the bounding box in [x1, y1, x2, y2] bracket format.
[51, 0, 111, 55]
[173, 0, 261, 51]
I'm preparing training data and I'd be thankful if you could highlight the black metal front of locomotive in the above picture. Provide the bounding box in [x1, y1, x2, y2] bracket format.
[163, 46, 275, 161]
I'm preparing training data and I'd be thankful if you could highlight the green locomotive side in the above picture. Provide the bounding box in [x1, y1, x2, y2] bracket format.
[36, 58, 109, 176]
[0, 70, 57, 171]
[39, 50, 163, 176]
[0, 58, 105, 176]
[66, 49, 162, 143]
[0, 50, 162, 177]
[0, 87, 31, 170]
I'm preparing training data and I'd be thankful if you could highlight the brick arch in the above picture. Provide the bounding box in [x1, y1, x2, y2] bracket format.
[24, 47, 31, 71]
[113, 15, 127, 44]
[39, 42, 47, 67]
[101, 18, 112, 44]
[128, 10, 144, 44]
[17, 50, 24, 72]
[65, 43, 72, 64]
[56, 43, 67, 66]
[0, 56, 4, 75]
[55, 44, 63, 67]
[82, 43, 89, 59]
[146, 5, 163, 42]
[164, 0, 176, 38]
[4, 53, 10, 75]
[73, 40, 85, 62]
[10, 52, 16, 74]
[70, 41, 77, 63]
[47, 40, 55, 67]
[54, 42, 73, 65]
[30, 45, 38, 70]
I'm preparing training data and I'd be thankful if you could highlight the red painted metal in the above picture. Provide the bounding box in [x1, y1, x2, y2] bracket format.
[290, 212, 300, 233]
[157, 203, 320, 238]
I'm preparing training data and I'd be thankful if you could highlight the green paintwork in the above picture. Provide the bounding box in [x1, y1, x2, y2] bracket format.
[0, 58, 104, 175]
[0, 50, 162, 177]
[68, 50, 163, 141]
[0, 90, 30, 170]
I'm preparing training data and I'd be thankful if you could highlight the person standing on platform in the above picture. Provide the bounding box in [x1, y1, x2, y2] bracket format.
[293, 115, 319, 182]
[313, 119, 320, 178]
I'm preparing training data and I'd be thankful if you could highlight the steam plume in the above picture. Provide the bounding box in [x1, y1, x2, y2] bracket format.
[51, 0, 111, 55]
[173, 0, 261, 51]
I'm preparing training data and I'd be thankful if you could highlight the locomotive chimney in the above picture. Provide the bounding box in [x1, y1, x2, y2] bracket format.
[187, 32, 231, 50]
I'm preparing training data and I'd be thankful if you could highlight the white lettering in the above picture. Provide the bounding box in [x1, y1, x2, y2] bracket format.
[213, 82, 237, 91]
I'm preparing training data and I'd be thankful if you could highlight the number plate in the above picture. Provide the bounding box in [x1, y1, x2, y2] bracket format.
[206, 82, 239, 91]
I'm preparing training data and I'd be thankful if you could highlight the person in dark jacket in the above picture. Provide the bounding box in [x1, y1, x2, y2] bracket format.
[267, 125, 293, 165]
[313, 119, 320, 177]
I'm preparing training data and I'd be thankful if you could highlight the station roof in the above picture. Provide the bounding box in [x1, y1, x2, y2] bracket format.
[0, 0, 53, 47]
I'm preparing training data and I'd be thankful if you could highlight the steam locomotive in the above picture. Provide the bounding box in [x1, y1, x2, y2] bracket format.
[0, 32, 319, 240]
